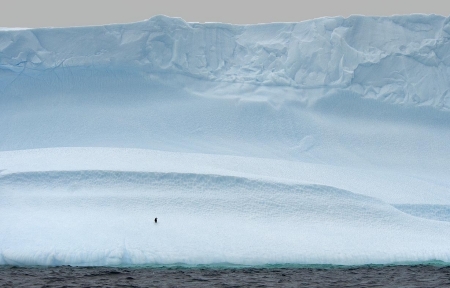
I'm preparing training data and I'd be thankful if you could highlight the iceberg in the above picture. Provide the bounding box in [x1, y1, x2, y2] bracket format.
[0, 15, 450, 266]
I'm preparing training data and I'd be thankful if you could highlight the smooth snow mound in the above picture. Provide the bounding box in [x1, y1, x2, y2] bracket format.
[1, 148, 450, 266]
[1, 168, 450, 266]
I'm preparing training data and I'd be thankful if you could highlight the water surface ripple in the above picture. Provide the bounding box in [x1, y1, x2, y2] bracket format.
[1, 265, 450, 287]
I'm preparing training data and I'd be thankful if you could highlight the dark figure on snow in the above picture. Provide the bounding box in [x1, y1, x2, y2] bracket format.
[154, 217, 158, 223]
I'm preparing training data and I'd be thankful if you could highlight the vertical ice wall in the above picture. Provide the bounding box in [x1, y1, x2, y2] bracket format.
[1, 14, 450, 108]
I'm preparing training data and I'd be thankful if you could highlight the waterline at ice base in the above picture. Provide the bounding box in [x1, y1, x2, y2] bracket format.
[1, 15, 450, 267]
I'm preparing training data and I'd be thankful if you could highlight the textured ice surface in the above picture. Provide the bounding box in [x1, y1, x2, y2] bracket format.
[1, 15, 450, 266]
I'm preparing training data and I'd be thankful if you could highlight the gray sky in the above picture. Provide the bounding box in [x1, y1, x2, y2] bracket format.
[1, 0, 449, 28]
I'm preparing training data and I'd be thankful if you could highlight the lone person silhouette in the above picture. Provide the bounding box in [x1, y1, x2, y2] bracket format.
[154, 217, 158, 223]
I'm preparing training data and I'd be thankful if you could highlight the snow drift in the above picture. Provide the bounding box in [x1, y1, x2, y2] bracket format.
[1, 15, 450, 266]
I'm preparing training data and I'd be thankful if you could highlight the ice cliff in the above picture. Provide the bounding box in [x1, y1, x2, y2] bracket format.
[1, 14, 450, 109]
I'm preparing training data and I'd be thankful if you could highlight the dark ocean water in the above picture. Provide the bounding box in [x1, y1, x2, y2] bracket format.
[1, 264, 450, 287]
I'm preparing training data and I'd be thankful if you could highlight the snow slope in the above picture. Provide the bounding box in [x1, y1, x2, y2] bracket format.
[0, 15, 450, 266]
